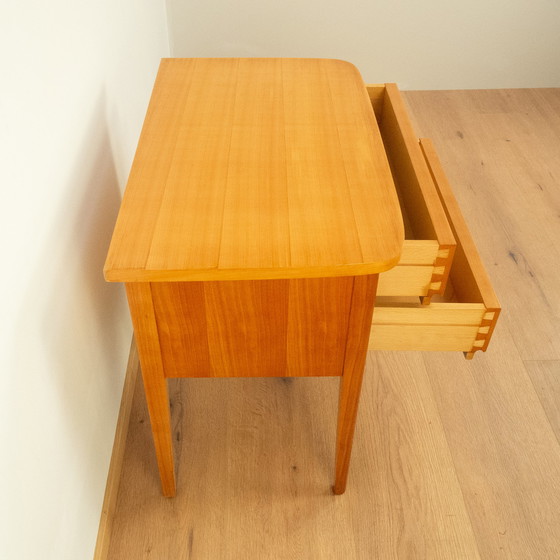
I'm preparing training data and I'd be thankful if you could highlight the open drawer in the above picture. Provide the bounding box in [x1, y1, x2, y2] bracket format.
[369, 83, 456, 302]
[369, 137, 501, 359]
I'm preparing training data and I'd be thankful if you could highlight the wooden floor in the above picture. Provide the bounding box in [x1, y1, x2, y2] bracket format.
[105, 89, 560, 559]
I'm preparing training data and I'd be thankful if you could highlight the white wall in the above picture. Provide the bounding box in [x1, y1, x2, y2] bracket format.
[0, 2, 168, 559]
[166, 0, 560, 89]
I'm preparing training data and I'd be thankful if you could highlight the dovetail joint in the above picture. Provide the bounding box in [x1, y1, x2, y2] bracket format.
[468, 311, 499, 356]
[425, 256, 452, 298]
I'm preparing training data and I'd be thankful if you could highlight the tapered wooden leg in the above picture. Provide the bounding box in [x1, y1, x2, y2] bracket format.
[126, 283, 176, 497]
[333, 274, 378, 495]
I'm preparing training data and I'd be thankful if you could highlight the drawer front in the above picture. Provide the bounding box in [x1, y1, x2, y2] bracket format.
[368, 84, 456, 302]
[369, 136, 500, 359]
[370, 303, 497, 355]
[378, 241, 452, 297]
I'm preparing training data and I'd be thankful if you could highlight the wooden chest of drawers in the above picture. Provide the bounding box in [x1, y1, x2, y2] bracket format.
[105, 61, 500, 497]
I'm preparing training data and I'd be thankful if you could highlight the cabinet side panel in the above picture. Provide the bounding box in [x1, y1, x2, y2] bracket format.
[151, 278, 355, 378]
[287, 277, 354, 377]
[151, 281, 211, 377]
[204, 280, 289, 377]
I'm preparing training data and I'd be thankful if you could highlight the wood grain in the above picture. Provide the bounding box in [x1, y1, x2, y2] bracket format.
[370, 298, 490, 355]
[420, 137, 500, 353]
[150, 278, 354, 378]
[217, 59, 290, 271]
[377, 263, 437, 296]
[360, 351, 482, 559]
[285, 277, 354, 377]
[93, 338, 140, 560]
[104, 59, 403, 282]
[370, 323, 481, 352]
[150, 281, 210, 378]
[423, 336, 560, 559]
[525, 360, 560, 445]
[105, 352, 482, 560]
[204, 280, 289, 378]
[102, 60, 196, 274]
[397, 239, 441, 265]
[366, 83, 385, 118]
[367, 84, 456, 299]
[126, 283, 176, 497]
[372, 121, 501, 356]
[333, 274, 377, 494]
[378, 84, 455, 250]
[374, 301, 487, 324]
[421, 140, 500, 299]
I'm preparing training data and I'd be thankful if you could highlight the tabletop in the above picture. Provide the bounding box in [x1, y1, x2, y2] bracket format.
[104, 58, 404, 282]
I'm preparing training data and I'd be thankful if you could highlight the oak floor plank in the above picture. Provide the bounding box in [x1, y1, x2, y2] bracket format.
[107, 352, 480, 559]
[423, 332, 560, 559]
[354, 351, 481, 559]
[525, 360, 560, 446]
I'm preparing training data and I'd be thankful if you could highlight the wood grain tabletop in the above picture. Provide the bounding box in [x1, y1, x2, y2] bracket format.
[104, 58, 404, 282]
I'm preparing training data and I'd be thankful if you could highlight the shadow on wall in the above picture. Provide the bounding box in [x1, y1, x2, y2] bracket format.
[13, 89, 131, 548]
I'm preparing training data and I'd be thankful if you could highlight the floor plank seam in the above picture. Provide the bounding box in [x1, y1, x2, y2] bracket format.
[421, 352, 484, 560]
[524, 360, 560, 450]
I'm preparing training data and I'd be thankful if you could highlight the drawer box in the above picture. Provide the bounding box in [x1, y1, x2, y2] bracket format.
[370, 134, 500, 358]
[369, 83, 456, 302]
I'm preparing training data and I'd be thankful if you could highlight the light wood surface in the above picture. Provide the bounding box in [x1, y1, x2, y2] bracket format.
[370, 322, 481, 352]
[378, 263, 439, 296]
[377, 84, 455, 249]
[361, 85, 500, 356]
[370, 300, 489, 354]
[126, 284, 176, 496]
[333, 274, 377, 494]
[421, 138, 500, 308]
[366, 84, 456, 300]
[104, 59, 403, 282]
[525, 360, 560, 444]
[93, 338, 140, 560]
[370, 136, 501, 356]
[101, 88, 560, 559]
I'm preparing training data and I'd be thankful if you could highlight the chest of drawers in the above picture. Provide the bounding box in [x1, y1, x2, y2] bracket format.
[105, 60, 500, 497]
